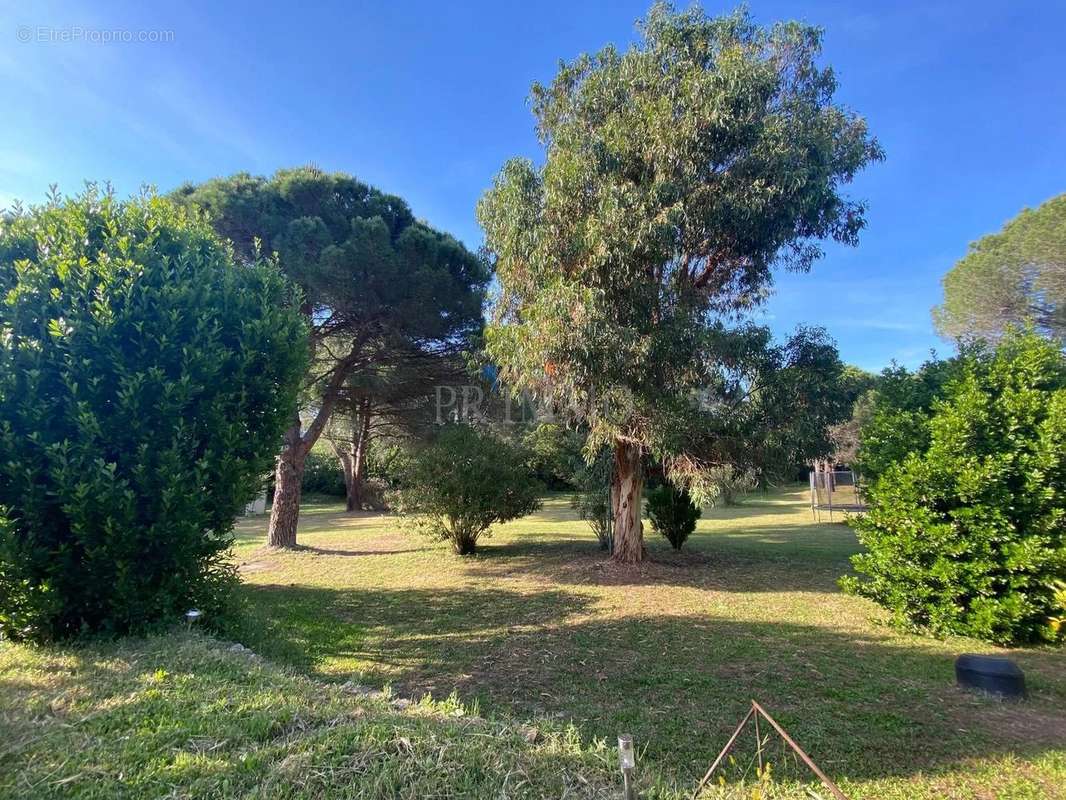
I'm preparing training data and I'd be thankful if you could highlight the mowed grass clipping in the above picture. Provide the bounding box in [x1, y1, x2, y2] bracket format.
[2, 488, 1064, 798]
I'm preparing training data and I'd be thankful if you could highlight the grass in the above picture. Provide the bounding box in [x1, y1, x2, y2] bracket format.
[0, 634, 619, 799]
[2, 487, 1064, 798]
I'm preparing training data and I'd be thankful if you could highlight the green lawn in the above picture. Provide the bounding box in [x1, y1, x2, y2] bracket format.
[2, 487, 1064, 798]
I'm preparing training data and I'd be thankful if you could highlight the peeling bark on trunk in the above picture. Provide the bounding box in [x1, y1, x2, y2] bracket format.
[267, 418, 308, 549]
[266, 338, 366, 548]
[611, 440, 646, 564]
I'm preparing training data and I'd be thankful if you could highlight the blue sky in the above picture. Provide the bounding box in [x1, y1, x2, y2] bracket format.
[2, 1, 1064, 372]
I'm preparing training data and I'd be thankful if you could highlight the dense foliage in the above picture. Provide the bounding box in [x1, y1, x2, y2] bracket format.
[0, 190, 307, 640]
[934, 193, 1065, 344]
[523, 423, 585, 490]
[856, 371, 933, 480]
[844, 332, 1066, 644]
[479, 3, 881, 561]
[688, 324, 852, 491]
[299, 442, 394, 509]
[322, 349, 471, 511]
[300, 448, 347, 496]
[854, 356, 964, 485]
[826, 365, 880, 466]
[705, 465, 757, 507]
[393, 425, 542, 555]
[646, 485, 702, 550]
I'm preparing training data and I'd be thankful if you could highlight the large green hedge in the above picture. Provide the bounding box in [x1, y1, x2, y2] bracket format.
[844, 331, 1066, 644]
[0, 189, 307, 640]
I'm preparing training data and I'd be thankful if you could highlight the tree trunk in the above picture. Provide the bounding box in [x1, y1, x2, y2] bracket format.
[265, 318, 370, 548]
[611, 440, 646, 564]
[337, 449, 357, 512]
[348, 458, 363, 511]
[349, 398, 371, 512]
[267, 419, 308, 548]
[333, 397, 371, 512]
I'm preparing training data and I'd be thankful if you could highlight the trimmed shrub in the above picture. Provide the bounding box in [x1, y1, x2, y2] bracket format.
[0, 189, 307, 640]
[646, 484, 701, 550]
[393, 425, 542, 555]
[843, 331, 1066, 644]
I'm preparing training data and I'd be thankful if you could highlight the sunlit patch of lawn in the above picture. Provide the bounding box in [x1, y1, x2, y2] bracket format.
[224, 486, 1066, 798]
[2, 489, 1061, 798]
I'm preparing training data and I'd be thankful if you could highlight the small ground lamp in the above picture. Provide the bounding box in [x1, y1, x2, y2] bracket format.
[618, 733, 637, 799]
[185, 609, 203, 628]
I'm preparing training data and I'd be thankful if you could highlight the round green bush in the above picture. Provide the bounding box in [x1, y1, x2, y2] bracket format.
[0, 189, 307, 640]
[393, 425, 542, 555]
[646, 484, 701, 550]
[843, 331, 1066, 645]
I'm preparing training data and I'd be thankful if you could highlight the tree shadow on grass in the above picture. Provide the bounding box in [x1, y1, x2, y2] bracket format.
[463, 530, 858, 593]
[294, 545, 423, 558]
[234, 580, 1066, 791]
[232, 583, 596, 678]
[463, 489, 863, 594]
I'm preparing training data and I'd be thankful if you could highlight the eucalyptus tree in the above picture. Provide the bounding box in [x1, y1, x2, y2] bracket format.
[934, 193, 1066, 344]
[175, 168, 488, 547]
[479, 4, 882, 562]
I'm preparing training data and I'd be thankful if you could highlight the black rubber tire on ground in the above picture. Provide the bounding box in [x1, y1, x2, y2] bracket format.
[955, 654, 1026, 699]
